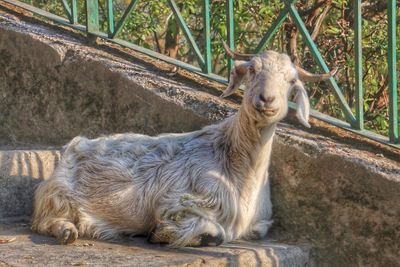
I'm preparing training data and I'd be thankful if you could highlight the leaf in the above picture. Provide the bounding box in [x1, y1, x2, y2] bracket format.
[0, 237, 16, 244]
[325, 26, 340, 35]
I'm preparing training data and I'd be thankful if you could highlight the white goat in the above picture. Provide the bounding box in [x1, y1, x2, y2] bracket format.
[32, 45, 333, 247]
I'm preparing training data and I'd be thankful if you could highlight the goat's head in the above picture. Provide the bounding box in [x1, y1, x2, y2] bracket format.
[221, 43, 336, 128]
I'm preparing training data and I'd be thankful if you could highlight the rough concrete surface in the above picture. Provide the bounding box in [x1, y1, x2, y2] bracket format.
[0, 5, 399, 267]
[0, 150, 60, 218]
[0, 220, 310, 267]
[0, 10, 229, 146]
[270, 129, 400, 266]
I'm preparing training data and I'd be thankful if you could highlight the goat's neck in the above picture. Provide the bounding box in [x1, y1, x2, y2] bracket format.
[221, 107, 276, 180]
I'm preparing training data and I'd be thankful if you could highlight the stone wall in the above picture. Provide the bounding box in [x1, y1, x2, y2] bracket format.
[270, 134, 400, 266]
[0, 26, 210, 146]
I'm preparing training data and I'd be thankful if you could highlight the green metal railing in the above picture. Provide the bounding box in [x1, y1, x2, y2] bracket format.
[1, 0, 399, 147]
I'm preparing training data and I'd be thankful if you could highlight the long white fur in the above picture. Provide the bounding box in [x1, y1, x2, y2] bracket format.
[32, 50, 311, 247]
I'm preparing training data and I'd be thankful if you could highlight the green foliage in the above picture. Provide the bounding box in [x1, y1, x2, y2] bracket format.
[22, 0, 399, 137]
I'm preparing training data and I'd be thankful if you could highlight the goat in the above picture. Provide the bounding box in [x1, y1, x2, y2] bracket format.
[32, 44, 333, 247]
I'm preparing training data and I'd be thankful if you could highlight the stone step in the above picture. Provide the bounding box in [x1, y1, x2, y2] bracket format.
[0, 218, 310, 267]
[0, 150, 60, 218]
[0, 150, 311, 266]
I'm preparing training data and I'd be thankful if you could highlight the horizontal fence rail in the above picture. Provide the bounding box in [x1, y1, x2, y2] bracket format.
[1, 0, 399, 147]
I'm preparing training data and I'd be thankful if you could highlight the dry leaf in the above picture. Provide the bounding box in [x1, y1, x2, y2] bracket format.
[71, 261, 87, 266]
[0, 237, 17, 244]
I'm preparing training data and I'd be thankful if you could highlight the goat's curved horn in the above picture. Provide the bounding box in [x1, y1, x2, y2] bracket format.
[222, 41, 255, 61]
[296, 66, 338, 82]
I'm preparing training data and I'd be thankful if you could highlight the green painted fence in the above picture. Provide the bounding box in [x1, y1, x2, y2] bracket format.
[1, 0, 399, 147]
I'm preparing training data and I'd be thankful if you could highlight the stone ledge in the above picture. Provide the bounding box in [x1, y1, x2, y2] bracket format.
[0, 150, 60, 218]
[0, 221, 310, 267]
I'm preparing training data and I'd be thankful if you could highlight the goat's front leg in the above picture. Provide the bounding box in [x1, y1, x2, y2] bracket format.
[244, 182, 273, 240]
[148, 194, 225, 247]
[244, 219, 273, 240]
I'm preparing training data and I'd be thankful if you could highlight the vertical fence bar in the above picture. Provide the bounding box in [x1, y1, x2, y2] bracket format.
[107, 0, 114, 37]
[388, 0, 398, 143]
[71, 0, 78, 24]
[86, 0, 99, 34]
[226, 0, 234, 75]
[354, 0, 363, 130]
[203, 0, 211, 74]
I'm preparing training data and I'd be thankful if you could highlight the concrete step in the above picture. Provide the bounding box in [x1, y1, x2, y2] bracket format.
[0, 150, 311, 266]
[0, 150, 60, 218]
[0, 218, 310, 267]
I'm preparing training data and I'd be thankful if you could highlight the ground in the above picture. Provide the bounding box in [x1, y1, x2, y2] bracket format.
[0, 218, 310, 267]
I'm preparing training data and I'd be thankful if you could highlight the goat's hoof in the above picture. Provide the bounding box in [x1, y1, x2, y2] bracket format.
[248, 230, 263, 240]
[147, 233, 169, 245]
[198, 233, 224, 247]
[59, 228, 78, 245]
[147, 225, 171, 244]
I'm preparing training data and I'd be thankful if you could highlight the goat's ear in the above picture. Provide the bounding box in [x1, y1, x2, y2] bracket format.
[220, 60, 249, 98]
[292, 80, 311, 128]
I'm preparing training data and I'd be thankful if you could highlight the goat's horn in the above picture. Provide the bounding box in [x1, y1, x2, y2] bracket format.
[296, 66, 338, 82]
[222, 41, 255, 61]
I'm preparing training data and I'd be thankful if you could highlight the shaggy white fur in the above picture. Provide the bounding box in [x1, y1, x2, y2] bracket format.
[32, 50, 326, 247]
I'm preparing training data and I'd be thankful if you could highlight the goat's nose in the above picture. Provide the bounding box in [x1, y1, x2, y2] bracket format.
[259, 94, 275, 104]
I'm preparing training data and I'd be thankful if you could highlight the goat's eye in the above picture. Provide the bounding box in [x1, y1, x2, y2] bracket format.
[290, 78, 297, 85]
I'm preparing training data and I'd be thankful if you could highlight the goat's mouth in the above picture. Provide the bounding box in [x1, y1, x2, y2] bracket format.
[259, 108, 279, 117]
